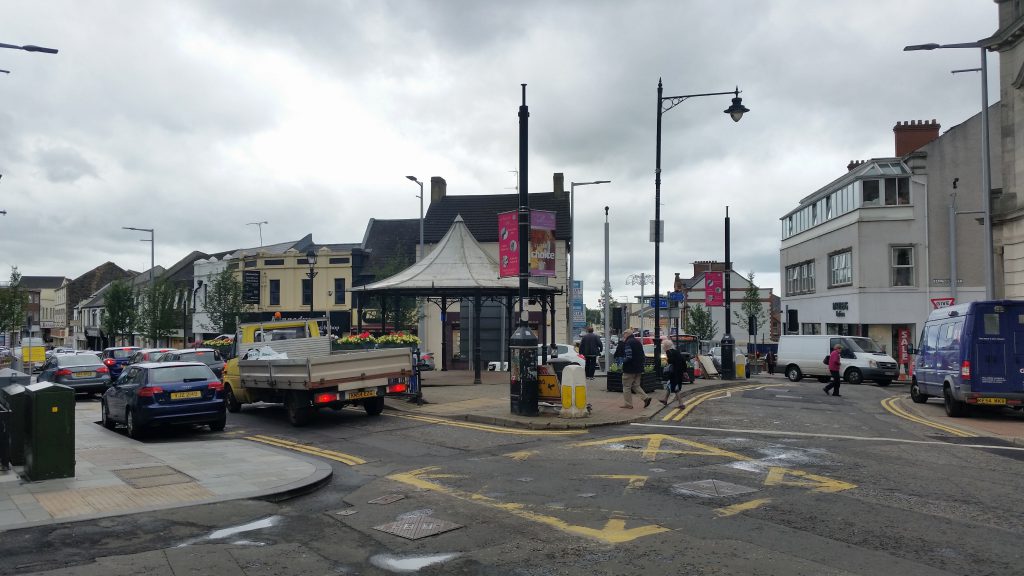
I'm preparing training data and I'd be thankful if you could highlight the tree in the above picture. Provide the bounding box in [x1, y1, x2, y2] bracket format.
[0, 267, 28, 344]
[585, 307, 601, 326]
[138, 280, 179, 346]
[366, 253, 417, 331]
[732, 271, 769, 337]
[102, 279, 136, 345]
[685, 304, 718, 342]
[203, 269, 249, 334]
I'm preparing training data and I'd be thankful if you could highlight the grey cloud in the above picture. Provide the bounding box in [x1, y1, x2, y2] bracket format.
[35, 145, 97, 183]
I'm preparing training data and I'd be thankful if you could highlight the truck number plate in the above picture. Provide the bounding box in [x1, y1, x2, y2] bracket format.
[170, 391, 203, 400]
[346, 389, 379, 400]
[976, 397, 1006, 405]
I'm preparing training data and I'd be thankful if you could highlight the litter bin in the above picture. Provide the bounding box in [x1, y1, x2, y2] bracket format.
[0, 406, 10, 470]
[23, 382, 75, 481]
[0, 370, 31, 467]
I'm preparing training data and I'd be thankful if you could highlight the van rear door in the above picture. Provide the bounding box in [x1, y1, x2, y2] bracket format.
[972, 303, 1024, 394]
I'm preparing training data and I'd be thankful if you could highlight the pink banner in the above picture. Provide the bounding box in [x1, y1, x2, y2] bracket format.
[498, 211, 518, 278]
[898, 327, 911, 364]
[704, 272, 724, 307]
[529, 209, 557, 277]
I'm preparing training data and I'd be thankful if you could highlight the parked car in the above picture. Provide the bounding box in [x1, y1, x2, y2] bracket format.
[101, 361, 226, 438]
[101, 346, 142, 381]
[537, 343, 585, 366]
[417, 351, 435, 371]
[36, 352, 110, 394]
[777, 335, 898, 386]
[160, 348, 226, 379]
[909, 300, 1024, 416]
[127, 348, 175, 365]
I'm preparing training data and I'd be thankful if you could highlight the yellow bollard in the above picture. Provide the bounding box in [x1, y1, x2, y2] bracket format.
[735, 353, 747, 379]
[559, 365, 589, 418]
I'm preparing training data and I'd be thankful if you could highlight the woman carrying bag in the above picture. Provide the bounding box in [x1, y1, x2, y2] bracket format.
[658, 339, 687, 409]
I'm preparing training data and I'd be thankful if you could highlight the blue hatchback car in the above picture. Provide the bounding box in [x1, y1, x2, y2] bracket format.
[100, 361, 226, 438]
[101, 346, 142, 381]
[910, 300, 1024, 416]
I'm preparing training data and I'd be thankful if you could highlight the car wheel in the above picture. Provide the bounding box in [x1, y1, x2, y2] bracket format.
[944, 385, 967, 417]
[910, 380, 928, 403]
[209, 414, 226, 432]
[101, 400, 115, 430]
[225, 384, 241, 413]
[845, 368, 863, 386]
[786, 365, 802, 382]
[126, 408, 145, 439]
[364, 396, 385, 417]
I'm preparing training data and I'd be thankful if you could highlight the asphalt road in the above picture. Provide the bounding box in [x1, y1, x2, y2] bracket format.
[3, 379, 1023, 575]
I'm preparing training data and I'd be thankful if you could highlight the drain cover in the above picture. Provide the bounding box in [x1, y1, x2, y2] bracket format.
[672, 479, 758, 498]
[374, 516, 463, 540]
[368, 494, 406, 505]
[112, 465, 195, 489]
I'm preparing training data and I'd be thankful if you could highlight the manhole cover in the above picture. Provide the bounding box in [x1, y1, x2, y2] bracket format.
[374, 516, 463, 540]
[112, 465, 195, 489]
[368, 494, 406, 505]
[672, 479, 758, 498]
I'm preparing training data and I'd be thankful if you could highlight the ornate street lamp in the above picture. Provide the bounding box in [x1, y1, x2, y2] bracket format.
[305, 248, 318, 315]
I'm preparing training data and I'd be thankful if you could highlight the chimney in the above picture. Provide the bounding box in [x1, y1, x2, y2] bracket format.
[847, 160, 865, 172]
[553, 172, 565, 199]
[893, 119, 940, 157]
[430, 176, 447, 203]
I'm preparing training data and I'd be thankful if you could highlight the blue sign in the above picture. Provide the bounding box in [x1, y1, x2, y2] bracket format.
[669, 291, 684, 302]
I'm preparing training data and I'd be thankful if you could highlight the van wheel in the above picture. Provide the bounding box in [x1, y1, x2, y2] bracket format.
[943, 386, 967, 417]
[225, 384, 241, 413]
[845, 368, 863, 386]
[786, 366, 802, 382]
[910, 380, 928, 403]
[875, 379, 891, 387]
[364, 396, 385, 416]
[286, 391, 315, 427]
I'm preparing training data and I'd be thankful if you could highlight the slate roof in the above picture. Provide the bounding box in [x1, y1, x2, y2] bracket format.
[19, 276, 68, 290]
[361, 218, 421, 269]
[228, 234, 316, 259]
[423, 192, 569, 244]
[351, 215, 558, 297]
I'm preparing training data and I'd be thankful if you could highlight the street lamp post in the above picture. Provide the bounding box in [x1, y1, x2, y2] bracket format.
[122, 227, 155, 288]
[0, 42, 58, 54]
[406, 176, 426, 352]
[603, 206, 612, 372]
[904, 41, 994, 300]
[654, 79, 748, 374]
[568, 180, 610, 340]
[247, 221, 268, 246]
[305, 249, 318, 315]
[625, 273, 654, 336]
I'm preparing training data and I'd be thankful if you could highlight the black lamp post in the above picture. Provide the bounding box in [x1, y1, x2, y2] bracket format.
[510, 84, 539, 416]
[305, 249, 318, 315]
[654, 79, 748, 374]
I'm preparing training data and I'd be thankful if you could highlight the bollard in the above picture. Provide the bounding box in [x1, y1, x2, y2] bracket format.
[559, 365, 589, 418]
[735, 352, 747, 379]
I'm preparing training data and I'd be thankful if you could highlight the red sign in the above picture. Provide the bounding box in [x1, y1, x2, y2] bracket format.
[930, 298, 955, 309]
[498, 211, 518, 278]
[704, 272, 724, 307]
[898, 327, 911, 364]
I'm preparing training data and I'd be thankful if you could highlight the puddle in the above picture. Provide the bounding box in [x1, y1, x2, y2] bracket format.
[369, 552, 459, 573]
[176, 515, 281, 548]
[230, 539, 267, 546]
[726, 446, 831, 473]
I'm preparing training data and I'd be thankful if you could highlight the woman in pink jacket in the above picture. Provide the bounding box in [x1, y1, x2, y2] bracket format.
[823, 344, 843, 397]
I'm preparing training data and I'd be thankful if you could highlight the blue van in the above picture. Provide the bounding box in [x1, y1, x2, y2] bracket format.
[909, 300, 1024, 417]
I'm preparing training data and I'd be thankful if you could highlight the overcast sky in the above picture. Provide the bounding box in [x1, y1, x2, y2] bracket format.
[0, 1, 999, 308]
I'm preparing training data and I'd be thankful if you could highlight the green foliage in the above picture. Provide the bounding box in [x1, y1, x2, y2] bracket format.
[138, 280, 179, 345]
[102, 279, 136, 344]
[0, 267, 28, 341]
[203, 269, 249, 334]
[366, 253, 417, 330]
[685, 304, 719, 342]
[732, 271, 768, 335]
[585, 307, 602, 326]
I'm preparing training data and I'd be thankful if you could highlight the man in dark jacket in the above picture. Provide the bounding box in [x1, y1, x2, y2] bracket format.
[620, 329, 651, 409]
[578, 326, 603, 380]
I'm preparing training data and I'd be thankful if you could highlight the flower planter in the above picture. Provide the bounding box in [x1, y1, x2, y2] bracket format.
[606, 372, 660, 393]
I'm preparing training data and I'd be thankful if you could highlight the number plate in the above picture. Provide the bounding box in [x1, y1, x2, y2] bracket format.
[976, 397, 1007, 405]
[346, 389, 379, 400]
[75, 371, 95, 378]
[170, 391, 203, 400]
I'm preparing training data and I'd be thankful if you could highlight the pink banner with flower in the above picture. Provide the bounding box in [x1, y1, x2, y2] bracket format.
[705, 271, 724, 307]
[498, 211, 518, 278]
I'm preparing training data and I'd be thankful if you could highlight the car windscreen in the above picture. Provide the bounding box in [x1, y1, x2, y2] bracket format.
[178, 351, 222, 365]
[846, 337, 883, 353]
[59, 354, 102, 366]
[109, 349, 136, 359]
[149, 365, 215, 384]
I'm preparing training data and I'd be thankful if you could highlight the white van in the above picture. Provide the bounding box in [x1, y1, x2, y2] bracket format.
[776, 335, 899, 387]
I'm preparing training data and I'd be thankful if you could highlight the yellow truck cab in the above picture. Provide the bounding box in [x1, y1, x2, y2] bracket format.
[222, 319, 320, 404]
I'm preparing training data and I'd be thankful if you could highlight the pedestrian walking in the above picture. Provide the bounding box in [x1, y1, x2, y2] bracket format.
[620, 329, 651, 409]
[766, 351, 776, 375]
[823, 344, 842, 397]
[578, 326, 603, 380]
[658, 339, 687, 408]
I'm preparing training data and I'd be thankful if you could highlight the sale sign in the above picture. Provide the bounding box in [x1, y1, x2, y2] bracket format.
[705, 271, 724, 307]
[498, 211, 518, 278]
[898, 327, 911, 364]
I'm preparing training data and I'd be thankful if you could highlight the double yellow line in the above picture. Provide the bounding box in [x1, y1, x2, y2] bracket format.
[393, 413, 586, 436]
[661, 383, 782, 422]
[246, 434, 368, 465]
[880, 397, 976, 438]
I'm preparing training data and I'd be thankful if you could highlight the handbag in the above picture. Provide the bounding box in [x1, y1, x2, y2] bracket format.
[662, 363, 674, 379]
[822, 356, 829, 366]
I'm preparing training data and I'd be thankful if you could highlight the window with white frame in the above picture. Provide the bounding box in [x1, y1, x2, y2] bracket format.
[829, 250, 852, 287]
[785, 261, 815, 296]
[891, 245, 915, 287]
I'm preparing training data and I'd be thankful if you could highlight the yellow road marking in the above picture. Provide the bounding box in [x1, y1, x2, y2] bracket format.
[246, 435, 367, 466]
[880, 396, 976, 438]
[714, 498, 772, 517]
[389, 466, 669, 544]
[591, 474, 648, 491]
[504, 450, 538, 461]
[763, 466, 856, 493]
[663, 384, 786, 421]
[392, 412, 586, 436]
[575, 434, 750, 462]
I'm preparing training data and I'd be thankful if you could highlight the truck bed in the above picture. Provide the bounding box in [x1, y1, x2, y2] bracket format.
[238, 347, 412, 392]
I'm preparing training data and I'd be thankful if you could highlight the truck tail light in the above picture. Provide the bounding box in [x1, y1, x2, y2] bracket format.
[315, 392, 338, 404]
[208, 381, 224, 391]
[961, 360, 971, 380]
[137, 386, 164, 398]
[387, 383, 407, 394]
